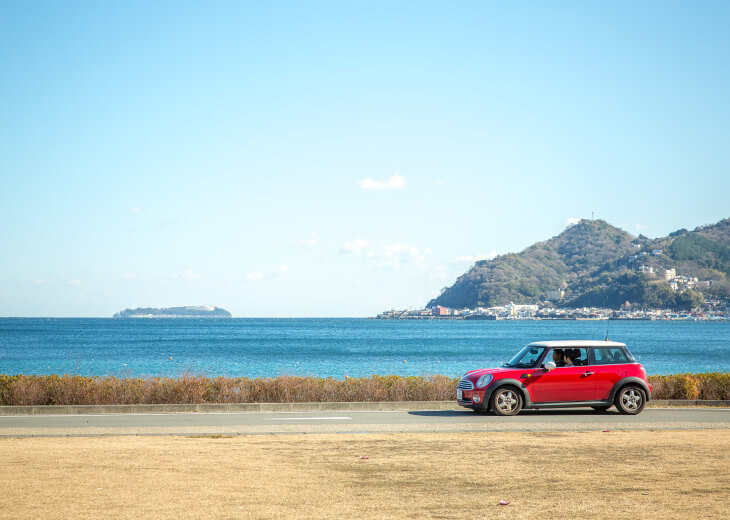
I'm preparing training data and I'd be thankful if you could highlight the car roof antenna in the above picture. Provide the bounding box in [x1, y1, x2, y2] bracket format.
[605, 317, 610, 342]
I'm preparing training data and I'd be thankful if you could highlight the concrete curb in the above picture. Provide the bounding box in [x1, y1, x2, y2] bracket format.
[1, 400, 729, 416]
[647, 400, 730, 407]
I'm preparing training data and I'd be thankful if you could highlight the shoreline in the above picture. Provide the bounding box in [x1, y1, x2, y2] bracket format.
[373, 315, 729, 321]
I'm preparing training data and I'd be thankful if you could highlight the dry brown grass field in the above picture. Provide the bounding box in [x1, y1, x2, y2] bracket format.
[2, 430, 729, 519]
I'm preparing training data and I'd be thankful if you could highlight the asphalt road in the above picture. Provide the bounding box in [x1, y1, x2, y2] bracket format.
[1, 408, 729, 437]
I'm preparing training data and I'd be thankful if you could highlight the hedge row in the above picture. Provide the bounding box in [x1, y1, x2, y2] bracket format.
[0, 372, 728, 406]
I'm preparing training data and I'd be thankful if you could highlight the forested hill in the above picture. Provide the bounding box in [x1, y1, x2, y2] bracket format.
[428, 217, 730, 311]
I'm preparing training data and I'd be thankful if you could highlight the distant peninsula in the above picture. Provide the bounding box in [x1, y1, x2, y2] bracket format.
[428, 216, 730, 311]
[113, 306, 232, 318]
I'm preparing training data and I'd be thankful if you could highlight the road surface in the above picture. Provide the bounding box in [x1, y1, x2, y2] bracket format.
[1, 408, 728, 437]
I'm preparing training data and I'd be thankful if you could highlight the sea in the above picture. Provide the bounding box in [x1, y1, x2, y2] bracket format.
[0, 318, 728, 378]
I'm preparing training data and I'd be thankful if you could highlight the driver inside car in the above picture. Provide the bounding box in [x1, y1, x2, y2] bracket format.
[552, 348, 566, 367]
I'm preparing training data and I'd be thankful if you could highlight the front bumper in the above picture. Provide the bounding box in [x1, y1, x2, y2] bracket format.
[457, 389, 487, 408]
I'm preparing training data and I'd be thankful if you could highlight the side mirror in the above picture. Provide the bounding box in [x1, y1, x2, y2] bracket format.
[544, 361, 556, 372]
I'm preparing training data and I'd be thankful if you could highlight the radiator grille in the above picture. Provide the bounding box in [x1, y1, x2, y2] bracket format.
[458, 379, 474, 390]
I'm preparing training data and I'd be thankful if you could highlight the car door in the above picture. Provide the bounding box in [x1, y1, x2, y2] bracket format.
[589, 348, 627, 400]
[531, 348, 596, 403]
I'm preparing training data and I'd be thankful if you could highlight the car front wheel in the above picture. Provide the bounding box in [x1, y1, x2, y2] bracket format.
[615, 386, 646, 415]
[490, 387, 523, 416]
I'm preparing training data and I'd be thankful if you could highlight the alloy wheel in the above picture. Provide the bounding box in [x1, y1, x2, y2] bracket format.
[622, 388, 642, 410]
[491, 388, 522, 416]
[616, 386, 646, 415]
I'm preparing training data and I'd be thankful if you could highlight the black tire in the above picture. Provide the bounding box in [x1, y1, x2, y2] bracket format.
[490, 386, 523, 416]
[614, 386, 646, 415]
[591, 405, 611, 412]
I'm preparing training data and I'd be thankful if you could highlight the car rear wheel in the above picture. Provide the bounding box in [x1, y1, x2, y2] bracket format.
[490, 387, 523, 416]
[615, 386, 646, 415]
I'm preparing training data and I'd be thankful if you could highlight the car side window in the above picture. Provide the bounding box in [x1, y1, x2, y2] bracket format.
[567, 348, 588, 366]
[592, 348, 609, 365]
[541, 348, 557, 368]
[546, 347, 588, 367]
[609, 348, 629, 363]
[592, 348, 630, 365]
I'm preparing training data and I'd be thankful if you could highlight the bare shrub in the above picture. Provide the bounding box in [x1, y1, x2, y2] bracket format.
[648, 373, 730, 400]
[2, 373, 728, 406]
[0, 374, 460, 405]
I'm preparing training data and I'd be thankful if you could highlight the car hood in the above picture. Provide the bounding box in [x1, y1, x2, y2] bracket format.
[462, 367, 517, 380]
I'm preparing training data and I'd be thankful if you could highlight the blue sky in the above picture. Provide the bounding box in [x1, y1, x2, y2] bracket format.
[1, 1, 728, 317]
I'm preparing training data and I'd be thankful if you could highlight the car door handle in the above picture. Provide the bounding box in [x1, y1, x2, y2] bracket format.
[582, 371, 594, 377]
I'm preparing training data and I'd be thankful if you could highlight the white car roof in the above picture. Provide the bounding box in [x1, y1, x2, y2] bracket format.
[527, 340, 626, 348]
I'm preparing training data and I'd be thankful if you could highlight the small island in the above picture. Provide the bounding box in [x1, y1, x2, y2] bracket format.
[113, 306, 232, 318]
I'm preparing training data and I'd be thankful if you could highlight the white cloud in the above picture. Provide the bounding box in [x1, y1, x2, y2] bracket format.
[131, 207, 143, 214]
[359, 172, 406, 191]
[340, 239, 429, 269]
[32, 279, 44, 285]
[172, 270, 200, 281]
[635, 223, 649, 231]
[433, 180, 443, 187]
[341, 238, 370, 254]
[565, 217, 580, 227]
[450, 251, 498, 265]
[246, 265, 290, 281]
[298, 238, 319, 248]
[68, 279, 82, 286]
[122, 273, 139, 281]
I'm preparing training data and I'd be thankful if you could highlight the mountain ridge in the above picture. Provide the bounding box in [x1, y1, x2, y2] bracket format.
[429, 217, 730, 310]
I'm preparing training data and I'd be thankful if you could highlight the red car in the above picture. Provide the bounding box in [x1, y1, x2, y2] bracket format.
[457, 340, 652, 415]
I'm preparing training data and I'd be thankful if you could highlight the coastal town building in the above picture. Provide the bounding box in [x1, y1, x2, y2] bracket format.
[545, 289, 565, 301]
[669, 275, 701, 291]
[432, 305, 450, 316]
[505, 303, 539, 317]
[376, 298, 729, 321]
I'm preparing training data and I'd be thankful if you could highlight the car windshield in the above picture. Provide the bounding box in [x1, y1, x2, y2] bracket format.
[503, 346, 546, 368]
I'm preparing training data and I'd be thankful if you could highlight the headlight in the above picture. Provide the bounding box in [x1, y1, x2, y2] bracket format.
[476, 374, 493, 388]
